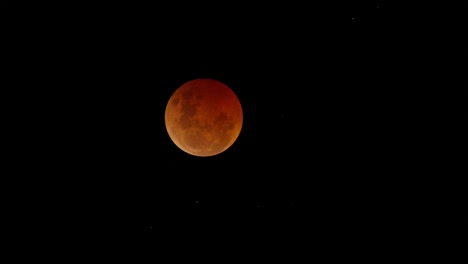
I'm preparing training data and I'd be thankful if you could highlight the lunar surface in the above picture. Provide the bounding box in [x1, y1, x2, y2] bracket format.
[165, 78, 243, 157]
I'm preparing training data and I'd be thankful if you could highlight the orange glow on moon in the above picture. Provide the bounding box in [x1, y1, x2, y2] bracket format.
[165, 78, 243, 157]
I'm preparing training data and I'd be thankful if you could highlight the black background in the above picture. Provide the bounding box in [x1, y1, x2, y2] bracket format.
[9, 1, 451, 260]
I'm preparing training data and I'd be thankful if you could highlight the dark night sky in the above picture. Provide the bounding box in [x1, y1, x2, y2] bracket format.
[10, 0, 449, 259]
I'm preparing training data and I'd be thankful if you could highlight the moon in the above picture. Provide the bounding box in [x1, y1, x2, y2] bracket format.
[165, 78, 243, 157]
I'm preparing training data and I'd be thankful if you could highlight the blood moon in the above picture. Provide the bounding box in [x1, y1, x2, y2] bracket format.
[165, 78, 243, 157]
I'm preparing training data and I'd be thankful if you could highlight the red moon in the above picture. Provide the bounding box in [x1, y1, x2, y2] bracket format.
[165, 78, 243, 157]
